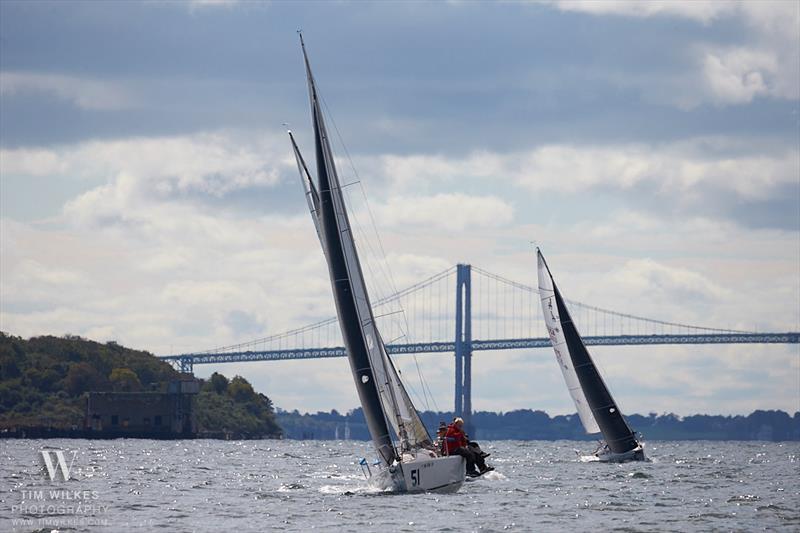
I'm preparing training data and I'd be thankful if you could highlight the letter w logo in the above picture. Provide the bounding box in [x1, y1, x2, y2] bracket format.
[40, 450, 76, 481]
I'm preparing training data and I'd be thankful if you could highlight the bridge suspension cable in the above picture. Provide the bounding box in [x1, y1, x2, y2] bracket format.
[470, 266, 754, 337]
[172, 263, 765, 360]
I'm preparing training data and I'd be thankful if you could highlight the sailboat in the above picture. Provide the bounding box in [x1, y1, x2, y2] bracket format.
[536, 248, 646, 462]
[287, 34, 466, 492]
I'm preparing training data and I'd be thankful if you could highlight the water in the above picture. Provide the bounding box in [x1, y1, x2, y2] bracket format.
[1, 439, 798, 532]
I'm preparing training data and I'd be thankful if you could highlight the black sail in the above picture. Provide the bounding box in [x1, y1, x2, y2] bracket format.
[541, 251, 639, 454]
[300, 36, 396, 465]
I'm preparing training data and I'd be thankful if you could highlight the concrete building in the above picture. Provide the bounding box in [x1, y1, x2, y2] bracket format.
[86, 378, 200, 437]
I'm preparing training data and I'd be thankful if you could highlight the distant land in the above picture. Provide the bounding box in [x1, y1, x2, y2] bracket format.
[0, 333, 281, 439]
[2, 333, 797, 441]
[278, 407, 800, 442]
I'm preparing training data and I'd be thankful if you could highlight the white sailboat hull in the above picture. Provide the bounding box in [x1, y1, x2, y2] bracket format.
[369, 454, 465, 493]
[596, 443, 647, 463]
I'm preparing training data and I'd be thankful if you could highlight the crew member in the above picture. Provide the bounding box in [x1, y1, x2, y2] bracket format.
[444, 417, 492, 476]
[434, 421, 448, 456]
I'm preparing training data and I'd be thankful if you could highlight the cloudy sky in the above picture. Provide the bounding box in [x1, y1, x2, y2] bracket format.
[1, 1, 798, 417]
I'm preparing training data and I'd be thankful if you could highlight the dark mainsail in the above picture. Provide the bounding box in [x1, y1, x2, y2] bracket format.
[299, 35, 396, 465]
[538, 250, 639, 455]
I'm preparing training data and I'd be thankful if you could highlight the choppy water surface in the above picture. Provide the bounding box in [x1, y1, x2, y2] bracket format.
[1, 439, 798, 532]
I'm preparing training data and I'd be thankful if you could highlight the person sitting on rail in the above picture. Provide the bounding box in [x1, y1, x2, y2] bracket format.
[444, 417, 493, 477]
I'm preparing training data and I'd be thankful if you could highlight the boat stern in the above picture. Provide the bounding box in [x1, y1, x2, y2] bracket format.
[398, 454, 466, 493]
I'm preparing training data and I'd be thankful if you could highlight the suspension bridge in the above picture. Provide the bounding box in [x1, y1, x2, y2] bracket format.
[160, 264, 799, 428]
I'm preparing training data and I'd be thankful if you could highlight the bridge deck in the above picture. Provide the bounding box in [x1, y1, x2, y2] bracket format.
[161, 332, 799, 368]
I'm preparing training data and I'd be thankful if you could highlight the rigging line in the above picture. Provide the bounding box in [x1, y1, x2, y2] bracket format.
[395, 364, 426, 414]
[374, 309, 407, 320]
[322, 109, 426, 438]
[411, 353, 432, 411]
[385, 333, 407, 345]
[317, 100, 394, 310]
[409, 365, 434, 413]
[384, 331, 431, 412]
[417, 354, 440, 412]
[348, 198, 394, 315]
[318, 91, 400, 300]
[342, 186, 390, 301]
[407, 300, 435, 410]
[316, 99, 423, 398]
[365, 265, 432, 418]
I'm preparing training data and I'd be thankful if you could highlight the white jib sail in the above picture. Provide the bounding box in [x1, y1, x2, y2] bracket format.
[537, 252, 600, 434]
[378, 336, 431, 449]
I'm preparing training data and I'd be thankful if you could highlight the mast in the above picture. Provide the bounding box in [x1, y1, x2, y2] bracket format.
[537, 249, 639, 454]
[298, 34, 397, 464]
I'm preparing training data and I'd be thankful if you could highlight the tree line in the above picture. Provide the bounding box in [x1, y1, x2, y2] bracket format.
[4, 332, 795, 442]
[277, 407, 800, 442]
[0, 333, 280, 438]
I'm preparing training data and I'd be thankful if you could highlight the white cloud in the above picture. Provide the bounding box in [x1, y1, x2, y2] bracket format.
[1, 132, 289, 208]
[701, 47, 780, 105]
[0, 71, 136, 110]
[517, 141, 798, 201]
[359, 152, 503, 195]
[608, 258, 733, 303]
[13, 259, 88, 286]
[372, 193, 514, 232]
[549, 1, 737, 24]
[365, 139, 798, 203]
[188, 0, 239, 8]
[547, 0, 800, 107]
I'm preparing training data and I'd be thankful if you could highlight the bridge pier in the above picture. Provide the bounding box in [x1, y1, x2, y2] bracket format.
[454, 264, 473, 434]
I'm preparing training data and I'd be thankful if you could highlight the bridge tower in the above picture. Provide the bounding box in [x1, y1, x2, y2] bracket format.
[454, 263, 473, 433]
[179, 357, 194, 374]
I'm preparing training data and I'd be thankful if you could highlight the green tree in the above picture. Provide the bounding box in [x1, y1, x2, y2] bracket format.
[109, 368, 142, 392]
[64, 362, 108, 396]
[227, 376, 256, 402]
[209, 372, 229, 394]
[195, 373, 281, 438]
[0, 355, 21, 379]
[0, 334, 179, 429]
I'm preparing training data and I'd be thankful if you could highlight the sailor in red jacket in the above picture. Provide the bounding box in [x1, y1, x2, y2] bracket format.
[444, 419, 467, 454]
[444, 417, 491, 477]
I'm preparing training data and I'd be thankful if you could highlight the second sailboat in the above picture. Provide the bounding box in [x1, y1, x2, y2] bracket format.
[537, 248, 646, 462]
